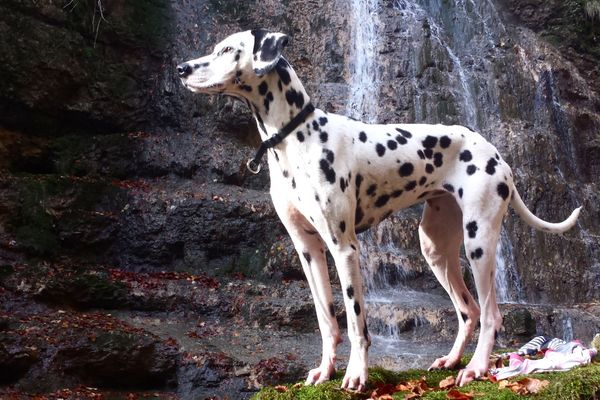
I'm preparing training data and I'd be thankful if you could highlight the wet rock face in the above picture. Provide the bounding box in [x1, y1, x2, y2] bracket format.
[1, 0, 600, 396]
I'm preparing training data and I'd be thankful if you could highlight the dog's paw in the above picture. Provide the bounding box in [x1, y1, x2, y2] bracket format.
[428, 354, 461, 370]
[305, 363, 335, 386]
[340, 349, 368, 392]
[455, 361, 488, 386]
[341, 366, 368, 392]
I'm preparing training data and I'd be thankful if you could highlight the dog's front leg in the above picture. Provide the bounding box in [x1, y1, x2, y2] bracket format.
[329, 239, 369, 392]
[271, 197, 341, 385]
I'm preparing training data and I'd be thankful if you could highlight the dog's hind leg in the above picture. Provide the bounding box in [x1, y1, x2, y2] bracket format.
[419, 194, 480, 371]
[272, 200, 341, 385]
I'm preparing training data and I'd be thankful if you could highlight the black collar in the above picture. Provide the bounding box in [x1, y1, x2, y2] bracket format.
[246, 103, 316, 174]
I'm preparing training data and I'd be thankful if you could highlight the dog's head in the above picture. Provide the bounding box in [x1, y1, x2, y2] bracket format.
[177, 29, 289, 94]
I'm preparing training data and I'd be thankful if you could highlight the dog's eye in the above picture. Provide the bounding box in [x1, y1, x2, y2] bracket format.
[219, 46, 234, 56]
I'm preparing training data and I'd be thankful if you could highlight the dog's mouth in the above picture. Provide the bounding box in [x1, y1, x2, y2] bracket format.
[181, 78, 226, 94]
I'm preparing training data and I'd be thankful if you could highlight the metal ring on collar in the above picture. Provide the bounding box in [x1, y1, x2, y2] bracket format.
[246, 159, 261, 174]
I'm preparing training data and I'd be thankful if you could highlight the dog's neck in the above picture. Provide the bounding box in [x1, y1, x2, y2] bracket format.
[240, 58, 311, 141]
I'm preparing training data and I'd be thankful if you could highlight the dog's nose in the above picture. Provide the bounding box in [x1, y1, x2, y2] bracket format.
[177, 63, 193, 78]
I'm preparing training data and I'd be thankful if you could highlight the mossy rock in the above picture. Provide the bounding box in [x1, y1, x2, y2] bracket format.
[34, 269, 129, 309]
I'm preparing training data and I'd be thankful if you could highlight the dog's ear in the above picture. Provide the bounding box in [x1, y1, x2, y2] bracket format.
[251, 29, 289, 76]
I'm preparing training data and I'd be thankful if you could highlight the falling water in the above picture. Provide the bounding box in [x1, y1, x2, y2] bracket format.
[346, 0, 380, 123]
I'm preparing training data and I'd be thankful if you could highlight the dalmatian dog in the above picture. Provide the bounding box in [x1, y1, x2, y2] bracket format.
[177, 29, 581, 391]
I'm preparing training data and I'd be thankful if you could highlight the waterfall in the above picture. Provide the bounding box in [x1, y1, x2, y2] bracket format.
[346, 0, 380, 123]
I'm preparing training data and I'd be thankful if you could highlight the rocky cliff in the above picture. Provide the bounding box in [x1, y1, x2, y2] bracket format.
[1, 0, 599, 398]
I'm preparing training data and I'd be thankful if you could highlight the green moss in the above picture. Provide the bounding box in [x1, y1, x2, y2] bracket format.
[253, 362, 600, 400]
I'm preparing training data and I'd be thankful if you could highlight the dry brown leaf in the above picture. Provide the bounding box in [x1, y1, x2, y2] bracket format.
[274, 385, 288, 393]
[446, 389, 476, 399]
[439, 375, 456, 389]
[517, 377, 550, 394]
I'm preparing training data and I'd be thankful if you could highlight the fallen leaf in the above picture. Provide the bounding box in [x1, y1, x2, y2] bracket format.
[274, 385, 288, 393]
[439, 375, 456, 389]
[446, 389, 475, 399]
[518, 377, 549, 394]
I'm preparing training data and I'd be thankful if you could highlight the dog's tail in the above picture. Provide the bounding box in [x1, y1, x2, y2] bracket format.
[510, 186, 582, 234]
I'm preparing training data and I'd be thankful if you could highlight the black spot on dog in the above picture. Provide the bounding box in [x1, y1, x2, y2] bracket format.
[375, 194, 390, 208]
[422, 135, 438, 148]
[319, 117, 328, 126]
[387, 140, 398, 150]
[470, 248, 484, 260]
[396, 128, 412, 138]
[367, 183, 377, 196]
[495, 153, 500, 160]
[315, 193, 320, 202]
[486, 157, 498, 175]
[329, 303, 336, 317]
[339, 220, 346, 233]
[359, 131, 367, 143]
[319, 159, 336, 184]
[497, 182, 510, 200]
[263, 94, 273, 112]
[331, 235, 338, 245]
[303, 252, 311, 264]
[466, 165, 477, 175]
[240, 84, 252, 92]
[433, 152, 444, 167]
[258, 81, 268, 95]
[312, 120, 320, 131]
[443, 183, 454, 192]
[351, 244, 357, 251]
[399, 162, 414, 177]
[340, 177, 347, 192]
[376, 143, 386, 157]
[419, 176, 427, 186]
[278, 80, 283, 91]
[354, 302, 361, 316]
[320, 131, 328, 143]
[424, 148, 434, 159]
[282, 170, 289, 178]
[355, 174, 363, 192]
[405, 180, 417, 191]
[275, 59, 291, 84]
[297, 131, 305, 142]
[323, 149, 334, 163]
[417, 150, 426, 159]
[459, 150, 473, 162]
[395, 135, 408, 145]
[355, 206, 364, 224]
[425, 164, 434, 174]
[458, 188, 463, 198]
[391, 189, 403, 198]
[346, 286, 354, 299]
[291, 178, 296, 189]
[285, 88, 305, 108]
[466, 221, 478, 238]
[440, 136, 452, 148]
